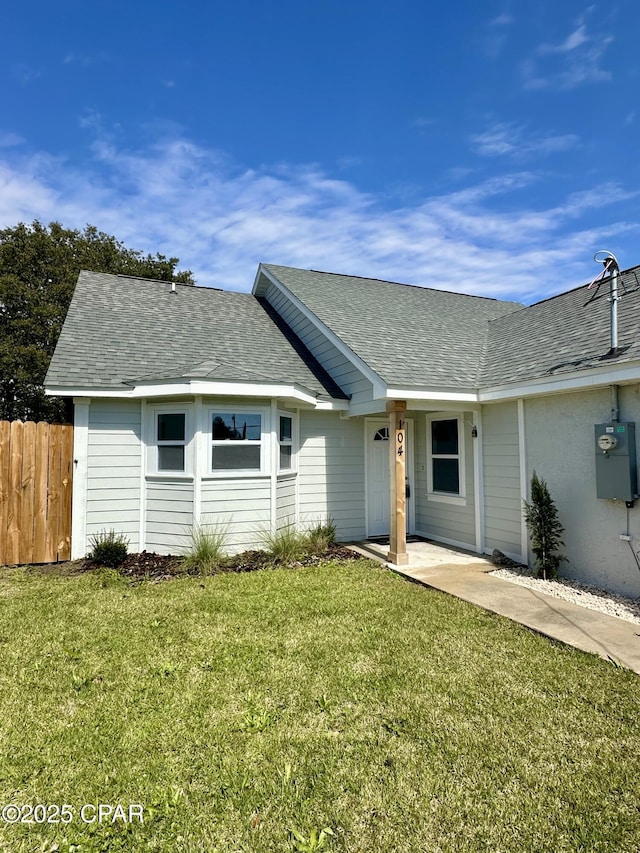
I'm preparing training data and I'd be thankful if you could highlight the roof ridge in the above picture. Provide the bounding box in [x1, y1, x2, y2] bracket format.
[265, 263, 524, 306]
[528, 263, 640, 307]
[79, 269, 230, 291]
[475, 322, 493, 388]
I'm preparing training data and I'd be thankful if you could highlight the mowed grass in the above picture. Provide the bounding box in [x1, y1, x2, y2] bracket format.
[0, 559, 639, 853]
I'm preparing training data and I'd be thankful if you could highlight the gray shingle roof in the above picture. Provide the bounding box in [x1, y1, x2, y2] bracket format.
[262, 264, 523, 389]
[48, 263, 640, 403]
[45, 271, 348, 399]
[479, 267, 640, 387]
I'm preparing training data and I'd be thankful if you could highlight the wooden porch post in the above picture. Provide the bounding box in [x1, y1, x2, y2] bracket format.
[387, 400, 408, 565]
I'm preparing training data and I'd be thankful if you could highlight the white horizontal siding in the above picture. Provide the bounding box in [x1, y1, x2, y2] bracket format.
[264, 282, 374, 404]
[201, 478, 271, 552]
[145, 481, 194, 554]
[298, 410, 365, 540]
[276, 475, 297, 530]
[85, 400, 142, 552]
[482, 401, 522, 557]
[414, 412, 476, 547]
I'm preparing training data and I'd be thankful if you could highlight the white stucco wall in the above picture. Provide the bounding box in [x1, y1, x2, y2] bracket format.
[524, 384, 640, 597]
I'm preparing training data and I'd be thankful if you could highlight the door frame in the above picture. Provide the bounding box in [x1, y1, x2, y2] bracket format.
[364, 417, 415, 539]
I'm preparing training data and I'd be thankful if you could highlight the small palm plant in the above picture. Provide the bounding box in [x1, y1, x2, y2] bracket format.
[523, 471, 567, 580]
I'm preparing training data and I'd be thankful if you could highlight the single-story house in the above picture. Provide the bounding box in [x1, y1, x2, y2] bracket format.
[45, 262, 640, 597]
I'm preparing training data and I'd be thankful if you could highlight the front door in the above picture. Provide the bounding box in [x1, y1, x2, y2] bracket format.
[366, 419, 412, 537]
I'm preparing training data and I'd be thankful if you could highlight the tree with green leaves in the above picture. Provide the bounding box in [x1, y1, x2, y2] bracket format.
[523, 471, 567, 580]
[0, 221, 194, 423]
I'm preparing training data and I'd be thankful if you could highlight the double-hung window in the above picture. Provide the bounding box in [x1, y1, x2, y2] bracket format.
[156, 412, 187, 473]
[427, 415, 465, 502]
[278, 414, 294, 472]
[211, 410, 263, 473]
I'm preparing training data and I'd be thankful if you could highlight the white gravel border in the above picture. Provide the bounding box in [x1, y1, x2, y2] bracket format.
[490, 566, 640, 625]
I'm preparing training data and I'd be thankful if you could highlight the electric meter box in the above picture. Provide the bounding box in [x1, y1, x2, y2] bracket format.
[594, 422, 637, 501]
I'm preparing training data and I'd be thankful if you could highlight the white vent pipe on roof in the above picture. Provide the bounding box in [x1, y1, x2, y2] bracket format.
[593, 251, 622, 423]
[593, 250, 620, 355]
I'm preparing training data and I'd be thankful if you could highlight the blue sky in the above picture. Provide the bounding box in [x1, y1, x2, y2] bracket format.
[2, 0, 638, 302]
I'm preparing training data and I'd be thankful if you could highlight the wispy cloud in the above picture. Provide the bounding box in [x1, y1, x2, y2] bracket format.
[0, 132, 24, 148]
[483, 11, 515, 58]
[11, 64, 42, 85]
[490, 13, 514, 27]
[471, 122, 579, 158]
[522, 17, 613, 90]
[63, 52, 111, 67]
[538, 23, 590, 54]
[0, 132, 637, 303]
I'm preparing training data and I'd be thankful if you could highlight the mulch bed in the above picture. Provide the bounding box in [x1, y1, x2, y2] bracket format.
[84, 543, 361, 582]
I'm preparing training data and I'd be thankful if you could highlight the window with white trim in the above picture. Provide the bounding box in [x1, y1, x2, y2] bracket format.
[156, 411, 187, 473]
[278, 413, 295, 471]
[427, 415, 465, 500]
[211, 410, 264, 473]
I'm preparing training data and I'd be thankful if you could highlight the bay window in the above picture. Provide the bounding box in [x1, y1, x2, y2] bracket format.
[278, 414, 294, 471]
[211, 410, 263, 473]
[156, 411, 187, 473]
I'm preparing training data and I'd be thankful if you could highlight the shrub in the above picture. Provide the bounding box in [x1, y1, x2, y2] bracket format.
[523, 471, 567, 580]
[261, 522, 309, 563]
[181, 521, 228, 575]
[261, 517, 337, 563]
[88, 529, 129, 568]
[306, 517, 336, 555]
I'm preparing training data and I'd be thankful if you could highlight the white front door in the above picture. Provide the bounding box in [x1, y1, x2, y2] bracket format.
[366, 419, 412, 537]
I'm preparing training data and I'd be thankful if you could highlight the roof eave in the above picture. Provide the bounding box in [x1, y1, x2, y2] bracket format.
[385, 386, 480, 403]
[45, 379, 348, 409]
[479, 359, 640, 403]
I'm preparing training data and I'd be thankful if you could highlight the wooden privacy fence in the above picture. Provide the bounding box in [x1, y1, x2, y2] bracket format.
[0, 421, 73, 566]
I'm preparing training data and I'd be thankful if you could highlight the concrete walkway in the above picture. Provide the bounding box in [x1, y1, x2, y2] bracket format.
[353, 540, 640, 675]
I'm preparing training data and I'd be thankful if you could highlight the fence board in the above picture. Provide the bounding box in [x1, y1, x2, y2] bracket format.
[19, 422, 36, 565]
[7, 421, 23, 565]
[33, 423, 49, 563]
[59, 426, 73, 561]
[0, 421, 73, 565]
[46, 426, 62, 564]
[0, 422, 9, 566]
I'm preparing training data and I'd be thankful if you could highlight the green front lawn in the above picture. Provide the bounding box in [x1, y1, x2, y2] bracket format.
[0, 559, 638, 852]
